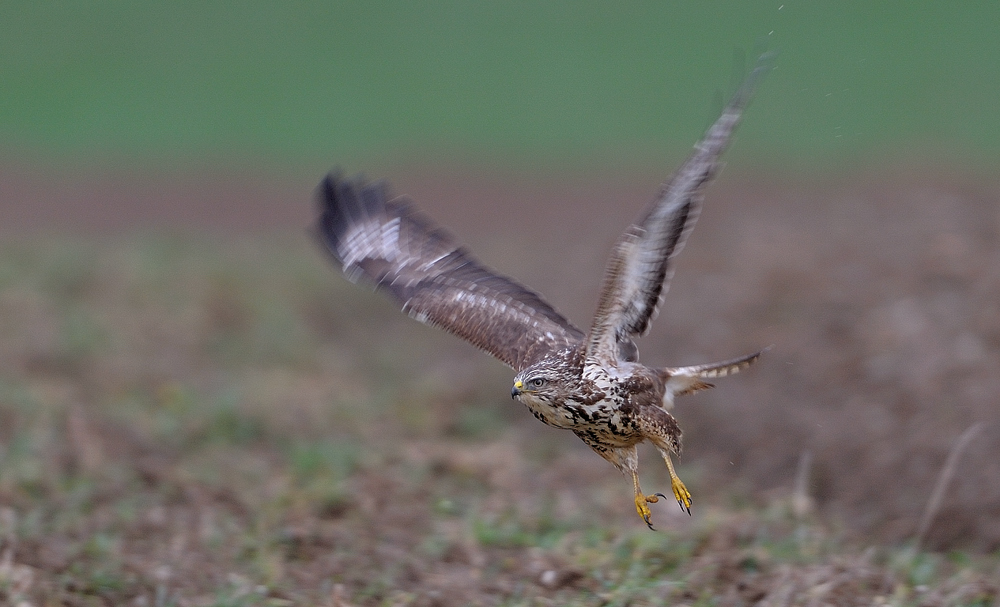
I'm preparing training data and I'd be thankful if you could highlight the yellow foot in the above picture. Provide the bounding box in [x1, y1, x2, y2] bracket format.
[634, 493, 664, 530]
[662, 453, 693, 515]
[671, 475, 692, 515]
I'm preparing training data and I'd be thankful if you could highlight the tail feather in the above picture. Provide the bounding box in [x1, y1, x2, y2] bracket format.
[659, 347, 768, 408]
[675, 379, 714, 397]
[668, 347, 768, 379]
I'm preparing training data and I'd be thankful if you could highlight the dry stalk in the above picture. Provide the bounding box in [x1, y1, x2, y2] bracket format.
[792, 449, 813, 519]
[915, 422, 983, 549]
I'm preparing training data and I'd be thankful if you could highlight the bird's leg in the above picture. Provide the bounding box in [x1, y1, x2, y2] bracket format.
[637, 409, 693, 515]
[661, 452, 692, 514]
[631, 469, 665, 530]
[575, 438, 668, 530]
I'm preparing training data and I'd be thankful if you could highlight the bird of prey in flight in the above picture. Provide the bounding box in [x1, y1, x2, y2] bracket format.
[317, 57, 770, 529]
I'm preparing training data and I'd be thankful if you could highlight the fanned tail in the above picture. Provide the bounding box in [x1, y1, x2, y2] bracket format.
[659, 347, 769, 406]
[669, 347, 769, 379]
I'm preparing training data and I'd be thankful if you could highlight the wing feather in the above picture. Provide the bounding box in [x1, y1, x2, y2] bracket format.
[586, 54, 773, 365]
[316, 174, 585, 371]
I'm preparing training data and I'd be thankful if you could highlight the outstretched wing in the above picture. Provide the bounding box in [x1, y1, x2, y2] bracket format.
[316, 174, 585, 371]
[586, 55, 773, 366]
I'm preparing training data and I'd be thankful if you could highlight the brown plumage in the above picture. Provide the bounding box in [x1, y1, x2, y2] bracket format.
[316, 56, 772, 529]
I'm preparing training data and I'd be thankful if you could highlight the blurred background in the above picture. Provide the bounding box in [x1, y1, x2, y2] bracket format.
[1, 1, 999, 603]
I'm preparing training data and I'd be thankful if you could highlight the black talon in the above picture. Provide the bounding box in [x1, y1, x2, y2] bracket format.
[679, 498, 692, 515]
[654, 492, 668, 500]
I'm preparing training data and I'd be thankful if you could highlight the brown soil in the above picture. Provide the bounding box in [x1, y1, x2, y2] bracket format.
[3, 158, 999, 551]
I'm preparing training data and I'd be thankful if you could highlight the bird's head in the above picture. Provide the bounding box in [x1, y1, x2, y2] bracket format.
[510, 362, 565, 406]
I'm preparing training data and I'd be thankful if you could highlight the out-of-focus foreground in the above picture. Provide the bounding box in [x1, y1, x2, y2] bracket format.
[0, 164, 997, 605]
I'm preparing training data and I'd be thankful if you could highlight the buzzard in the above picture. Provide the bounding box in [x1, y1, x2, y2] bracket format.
[317, 59, 770, 529]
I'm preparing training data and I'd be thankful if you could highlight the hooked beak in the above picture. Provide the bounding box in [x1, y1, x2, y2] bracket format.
[511, 380, 523, 399]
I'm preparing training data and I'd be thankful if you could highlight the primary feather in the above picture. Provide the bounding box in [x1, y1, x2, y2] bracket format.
[586, 54, 773, 367]
[316, 175, 585, 371]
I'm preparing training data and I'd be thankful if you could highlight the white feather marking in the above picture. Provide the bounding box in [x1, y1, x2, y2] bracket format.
[341, 217, 402, 267]
[382, 218, 401, 262]
[420, 251, 451, 270]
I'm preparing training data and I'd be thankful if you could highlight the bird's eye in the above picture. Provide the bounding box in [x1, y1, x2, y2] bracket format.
[528, 377, 546, 389]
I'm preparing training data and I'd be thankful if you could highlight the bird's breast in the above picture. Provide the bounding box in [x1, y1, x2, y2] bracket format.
[519, 396, 579, 429]
[519, 391, 641, 441]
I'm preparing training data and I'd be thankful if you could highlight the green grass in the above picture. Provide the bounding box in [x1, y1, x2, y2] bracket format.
[0, 234, 995, 604]
[2, 2, 1000, 168]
